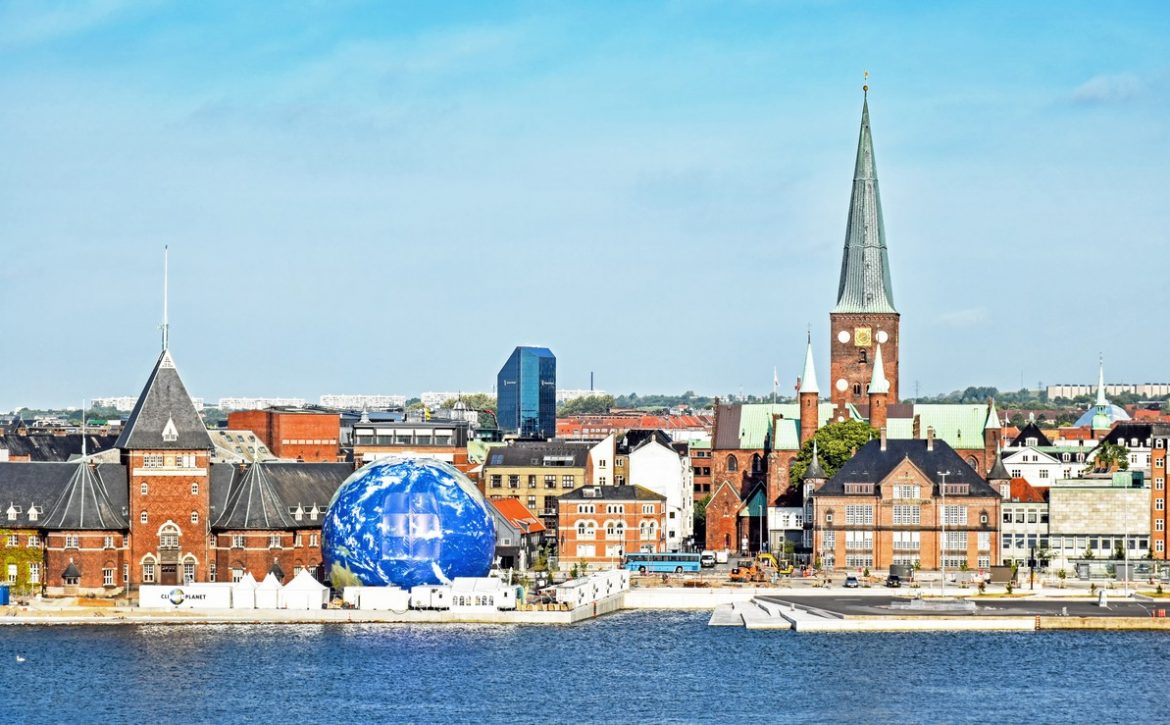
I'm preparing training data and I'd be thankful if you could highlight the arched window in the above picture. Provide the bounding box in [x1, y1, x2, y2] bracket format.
[641, 520, 659, 541]
[966, 456, 979, 470]
[751, 454, 763, 473]
[726, 455, 738, 473]
[159, 523, 180, 550]
[859, 349, 868, 364]
[577, 521, 596, 539]
[182, 555, 197, 584]
[140, 483, 148, 496]
[853, 384, 862, 396]
[141, 555, 157, 584]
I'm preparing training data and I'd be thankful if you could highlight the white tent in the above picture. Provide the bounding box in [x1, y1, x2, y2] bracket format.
[231, 572, 258, 609]
[255, 573, 283, 609]
[279, 569, 329, 610]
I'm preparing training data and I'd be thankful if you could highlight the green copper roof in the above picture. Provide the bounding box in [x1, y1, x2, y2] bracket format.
[912, 404, 990, 449]
[833, 96, 897, 315]
[734, 402, 839, 449]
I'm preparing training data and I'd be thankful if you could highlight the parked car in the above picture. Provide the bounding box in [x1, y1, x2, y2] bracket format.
[700, 551, 717, 568]
[843, 574, 860, 588]
[885, 574, 903, 588]
[715, 550, 730, 564]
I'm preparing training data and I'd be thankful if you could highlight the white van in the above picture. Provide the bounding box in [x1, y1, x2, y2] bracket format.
[700, 551, 717, 568]
[715, 550, 730, 564]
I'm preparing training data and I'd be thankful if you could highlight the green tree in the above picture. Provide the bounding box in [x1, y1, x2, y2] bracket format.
[1091, 442, 1130, 472]
[440, 393, 497, 411]
[789, 420, 878, 485]
[693, 494, 711, 543]
[557, 395, 615, 416]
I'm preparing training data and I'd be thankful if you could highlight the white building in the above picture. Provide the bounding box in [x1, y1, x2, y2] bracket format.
[587, 434, 616, 487]
[93, 395, 204, 412]
[1047, 472, 1150, 572]
[557, 388, 609, 404]
[217, 397, 305, 412]
[319, 394, 406, 409]
[420, 391, 489, 409]
[627, 437, 693, 551]
[767, 507, 804, 555]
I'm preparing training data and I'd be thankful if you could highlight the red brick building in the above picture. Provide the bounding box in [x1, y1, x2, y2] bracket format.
[228, 408, 340, 462]
[557, 485, 665, 569]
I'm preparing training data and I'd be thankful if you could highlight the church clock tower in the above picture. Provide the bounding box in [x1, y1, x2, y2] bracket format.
[830, 87, 900, 415]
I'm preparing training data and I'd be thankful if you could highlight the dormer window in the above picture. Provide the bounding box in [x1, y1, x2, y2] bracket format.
[6, 505, 21, 521]
[162, 418, 179, 443]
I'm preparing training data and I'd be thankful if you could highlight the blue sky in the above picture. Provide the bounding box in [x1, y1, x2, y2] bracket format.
[1, 1, 1168, 409]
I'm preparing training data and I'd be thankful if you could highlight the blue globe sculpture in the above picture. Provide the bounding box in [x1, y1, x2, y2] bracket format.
[322, 457, 496, 590]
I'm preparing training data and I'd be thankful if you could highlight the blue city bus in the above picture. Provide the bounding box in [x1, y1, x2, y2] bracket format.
[623, 553, 702, 574]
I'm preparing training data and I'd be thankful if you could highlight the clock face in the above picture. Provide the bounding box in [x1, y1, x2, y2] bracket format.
[837, 330, 850, 344]
[835, 378, 848, 392]
[854, 327, 872, 347]
[876, 330, 889, 344]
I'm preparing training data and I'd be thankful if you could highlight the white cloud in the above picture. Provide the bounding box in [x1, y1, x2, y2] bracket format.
[1070, 73, 1144, 105]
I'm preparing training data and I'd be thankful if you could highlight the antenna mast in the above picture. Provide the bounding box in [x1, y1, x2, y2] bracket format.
[162, 245, 170, 351]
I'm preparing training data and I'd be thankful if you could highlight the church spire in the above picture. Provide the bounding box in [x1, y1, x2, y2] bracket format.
[1095, 355, 1108, 408]
[867, 343, 890, 394]
[833, 88, 896, 314]
[799, 331, 820, 394]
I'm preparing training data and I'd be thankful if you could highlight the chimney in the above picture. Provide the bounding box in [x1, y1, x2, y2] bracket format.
[912, 415, 921, 439]
[880, 426, 887, 452]
[926, 426, 935, 452]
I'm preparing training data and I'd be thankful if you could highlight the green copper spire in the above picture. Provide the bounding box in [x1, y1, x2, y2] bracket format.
[833, 91, 897, 314]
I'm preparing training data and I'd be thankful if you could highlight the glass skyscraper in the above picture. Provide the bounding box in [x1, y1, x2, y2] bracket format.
[496, 346, 556, 439]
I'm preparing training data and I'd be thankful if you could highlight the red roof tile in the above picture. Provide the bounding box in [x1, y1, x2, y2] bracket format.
[1009, 477, 1048, 503]
[490, 498, 546, 534]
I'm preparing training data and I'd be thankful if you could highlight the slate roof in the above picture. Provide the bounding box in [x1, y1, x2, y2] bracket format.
[833, 96, 896, 314]
[0, 462, 128, 530]
[43, 463, 128, 530]
[986, 452, 1011, 481]
[559, 485, 665, 501]
[814, 439, 998, 497]
[483, 443, 589, 468]
[115, 349, 214, 451]
[209, 462, 352, 531]
[1010, 422, 1053, 448]
[0, 433, 120, 462]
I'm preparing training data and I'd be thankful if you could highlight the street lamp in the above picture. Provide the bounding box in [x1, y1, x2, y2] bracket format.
[938, 470, 952, 596]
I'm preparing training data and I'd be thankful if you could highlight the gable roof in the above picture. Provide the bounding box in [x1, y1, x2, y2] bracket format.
[0, 433, 120, 462]
[483, 442, 589, 468]
[815, 439, 997, 497]
[209, 462, 352, 531]
[1010, 422, 1052, 448]
[490, 498, 546, 534]
[212, 462, 296, 530]
[115, 350, 213, 451]
[1008, 477, 1048, 504]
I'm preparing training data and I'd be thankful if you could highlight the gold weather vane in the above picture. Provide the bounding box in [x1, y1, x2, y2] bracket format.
[863, 70, 869, 95]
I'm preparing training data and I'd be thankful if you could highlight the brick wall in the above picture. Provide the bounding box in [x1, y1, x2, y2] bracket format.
[829, 312, 900, 409]
[126, 449, 211, 587]
[557, 498, 664, 568]
[211, 529, 323, 584]
[43, 530, 127, 596]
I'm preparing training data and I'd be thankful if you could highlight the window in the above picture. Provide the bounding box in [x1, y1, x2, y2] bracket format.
[1157, 499, 1165, 512]
[269, 534, 282, 549]
[599, 476, 607, 486]
[893, 485, 920, 500]
[5, 534, 17, 547]
[142, 560, 156, 583]
[140, 511, 148, 524]
[616, 459, 624, 468]
[1003, 511, 1012, 524]
[844, 483, 874, 495]
[1158, 541, 1166, 554]
[143, 454, 164, 468]
[892, 531, 920, 550]
[183, 560, 195, 583]
[160, 526, 179, 549]
[294, 534, 303, 547]
[6, 564, 15, 584]
[943, 506, 967, 526]
[232, 535, 245, 548]
[892, 505, 920, 525]
[606, 521, 625, 539]
[845, 530, 872, 550]
[527, 475, 536, 489]
[562, 475, 575, 489]
[508, 475, 519, 489]
[103, 568, 115, 587]
[544, 475, 556, 489]
[1027, 512, 1037, 524]
[232, 568, 244, 583]
[977, 532, 991, 551]
[599, 460, 607, 468]
[577, 544, 596, 558]
[123, 563, 128, 583]
[1157, 520, 1165, 532]
[606, 504, 624, 514]
[490, 475, 502, 489]
[726, 456, 738, 472]
[65, 535, 79, 549]
[309, 534, 319, 547]
[210, 562, 217, 581]
[191, 482, 199, 495]
[642, 504, 654, 514]
[103, 535, 114, 549]
[844, 505, 873, 525]
[140, 483, 149, 496]
[527, 496, 537, 510]
[27, 535, 40, 547]
[577, 521, 597, 539]
[191, 511, 199, 524]
[578, 504, 595, 514]
[29, 563, 40, 584]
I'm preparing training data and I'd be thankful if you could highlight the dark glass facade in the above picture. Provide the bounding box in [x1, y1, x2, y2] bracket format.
[496, 346, 556, 439]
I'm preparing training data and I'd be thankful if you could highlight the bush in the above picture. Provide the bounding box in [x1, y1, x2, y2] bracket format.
[1005, 582, 1014, 595]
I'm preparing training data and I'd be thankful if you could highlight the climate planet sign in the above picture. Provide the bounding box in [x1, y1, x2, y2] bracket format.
[138, 584, 233, 610]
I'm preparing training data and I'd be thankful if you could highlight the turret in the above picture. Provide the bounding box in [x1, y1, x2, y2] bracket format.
[867, 343, 890, 431]
[799, 334, 820, 445]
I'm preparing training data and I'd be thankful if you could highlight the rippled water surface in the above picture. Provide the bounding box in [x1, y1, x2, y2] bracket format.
[1, 611, 1167, 723]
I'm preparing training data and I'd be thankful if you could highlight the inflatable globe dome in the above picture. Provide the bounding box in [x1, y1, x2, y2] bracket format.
[322, 457, 495, 590]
